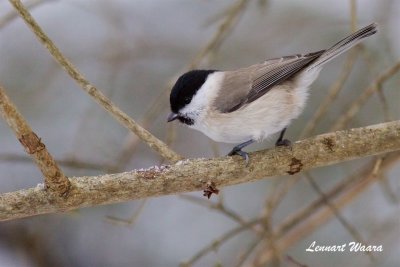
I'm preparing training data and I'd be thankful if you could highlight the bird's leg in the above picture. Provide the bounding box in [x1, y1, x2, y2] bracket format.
[227, 139, 254, 165]
[275, 128, 291, 147]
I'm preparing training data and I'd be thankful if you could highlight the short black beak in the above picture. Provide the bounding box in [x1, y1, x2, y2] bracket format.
[167, 112, 179, 122]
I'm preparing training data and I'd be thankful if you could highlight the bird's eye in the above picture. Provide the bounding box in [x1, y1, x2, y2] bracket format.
[184, 97, 191, 104]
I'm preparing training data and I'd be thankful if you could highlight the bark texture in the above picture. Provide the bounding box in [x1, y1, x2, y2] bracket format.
[0, 120, 399, 221]
[0, 86, 70, 196]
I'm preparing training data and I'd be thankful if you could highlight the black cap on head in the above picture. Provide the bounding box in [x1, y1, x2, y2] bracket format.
[170, 70, 217, 113]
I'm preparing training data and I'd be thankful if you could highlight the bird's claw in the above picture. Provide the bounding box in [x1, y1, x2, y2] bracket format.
[228, 149, 249, 166]
[275, 139, 291, 147]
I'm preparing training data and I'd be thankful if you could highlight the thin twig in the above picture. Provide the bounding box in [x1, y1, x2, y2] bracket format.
[300, 2, 359, 138]
[276, 155, 398, 238]
[8, 0, 182, 162]
[252, 168, 302, 267]
[376, 85, 392, 122]
[234, 237, 263, 267]
[331, 61, 400, 131]
[252, 152, 400, 265]
[189, 0, 249, 69]
[286, 255, 308, 267]
[255, 178, 301, 267]
[163, 122, 178, 160]
[113, 0, 249, 167]
[202, 0, 247, 27]
[179, 194, 264, 242]
[0, 0, 54, 29]
[0, 224, 69, 267]
[264, 176, 301, 215]
[371, 156, 398, 202]
[377, 173, 398, 203]
[262, 220, 281, 267]
[350, 0, 357, 32]
[180, 195, 258, 233]
[112, 86, 173, 171]
[252, 178, 300, 266]
[0, 153, 116, 171]
[181, 218, 264, 267]
[304, 172, 373, 260]
[300, 50, 359, 137]
[105, 200, 147, 227]
[0, 85, 70, 195]
[358, 44, 376, 73]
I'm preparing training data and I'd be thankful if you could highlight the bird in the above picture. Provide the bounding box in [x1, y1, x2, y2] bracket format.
[167, 23, 377, 164]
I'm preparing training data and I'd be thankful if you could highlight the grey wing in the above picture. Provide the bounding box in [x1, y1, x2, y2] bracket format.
[218, 50, 324, 113]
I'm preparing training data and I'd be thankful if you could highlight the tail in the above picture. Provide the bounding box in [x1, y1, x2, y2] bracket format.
[308, 23, 377, 71]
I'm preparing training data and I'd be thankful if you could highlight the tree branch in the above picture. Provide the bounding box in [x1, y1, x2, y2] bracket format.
[114, 0, 250, 168]
[0, 0, 54, 29]
[0, 85, 70, 195]
[189, 0, 249, 69]
[0, 120, 399, 221]
[8, 0, 182, 162]
[0, 153, 115, 171]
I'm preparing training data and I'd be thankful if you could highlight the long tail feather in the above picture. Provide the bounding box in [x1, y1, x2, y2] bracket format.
[308, 23, 377, 70]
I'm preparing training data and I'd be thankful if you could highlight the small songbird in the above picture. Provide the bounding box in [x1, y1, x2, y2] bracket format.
[168, 23, 377, 163]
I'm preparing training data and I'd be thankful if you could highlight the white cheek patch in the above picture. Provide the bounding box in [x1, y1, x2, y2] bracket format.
[180, 72, 225, 118]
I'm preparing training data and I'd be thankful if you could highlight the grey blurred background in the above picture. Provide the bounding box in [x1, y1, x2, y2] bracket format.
[0, 0, 399, 266]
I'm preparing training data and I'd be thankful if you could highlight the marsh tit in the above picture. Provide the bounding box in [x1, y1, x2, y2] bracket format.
[168, 23, 377, 163]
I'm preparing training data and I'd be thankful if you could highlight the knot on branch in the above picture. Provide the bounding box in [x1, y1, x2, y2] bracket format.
[203, 181, 219, 199]
[45, 171, 71, 198]
[287, 157, 303, 175]
[321, 137, 336, 152]
[18, 132, 45, 154]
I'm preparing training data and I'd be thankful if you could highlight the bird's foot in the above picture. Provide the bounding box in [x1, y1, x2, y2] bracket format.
[228, 148, 250, 166]
[227, 140, 254, 166]
[275, 138, 292, 147]
[275, 128, 291, 147]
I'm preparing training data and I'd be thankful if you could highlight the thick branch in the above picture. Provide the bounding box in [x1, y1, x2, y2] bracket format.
[0, 120, 399, 221]
[0, 85, 70, 195]
[8, 0, 182, 162]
